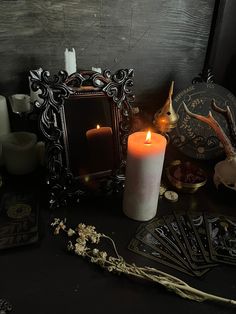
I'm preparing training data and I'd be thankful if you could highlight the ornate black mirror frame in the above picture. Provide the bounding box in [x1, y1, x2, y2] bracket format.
[29, 68, 135, 208]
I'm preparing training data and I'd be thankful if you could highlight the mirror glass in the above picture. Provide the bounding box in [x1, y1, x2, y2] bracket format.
[62, 94, 116, 178]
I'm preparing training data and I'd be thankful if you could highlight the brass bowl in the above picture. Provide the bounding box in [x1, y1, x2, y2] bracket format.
[166, 160, 207, 193]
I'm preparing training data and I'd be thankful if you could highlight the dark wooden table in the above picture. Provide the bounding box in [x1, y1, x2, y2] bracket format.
[0, 152, 236, 314]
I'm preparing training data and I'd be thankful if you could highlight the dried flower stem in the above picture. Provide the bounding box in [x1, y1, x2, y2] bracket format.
[51, 218, 236, 306]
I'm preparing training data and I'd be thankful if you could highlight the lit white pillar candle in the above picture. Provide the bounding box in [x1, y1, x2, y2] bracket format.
[65, 48, 77, 75]
[123, 131, 167, 221]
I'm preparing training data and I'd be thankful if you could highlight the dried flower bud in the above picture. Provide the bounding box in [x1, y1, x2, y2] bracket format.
[92, 248, 99, 255]
[51, 218, 60, 227]
[67, 228, 75, 237]
[67, 241, 74, 251]
[74, 243, 86, 256]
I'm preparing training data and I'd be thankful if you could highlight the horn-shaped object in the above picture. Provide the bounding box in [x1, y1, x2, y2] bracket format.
[211, 99, 236, 146]
[183, 101, 235, 158]
[183, 101, 236, 191]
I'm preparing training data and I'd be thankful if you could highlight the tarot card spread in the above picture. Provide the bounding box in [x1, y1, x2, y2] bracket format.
[128, 238, 193, 276]
[173, 212, 216, 270]
[134, 227, 193, 275]
[145, 217, 191, 269]
[128, 212, 236, 277]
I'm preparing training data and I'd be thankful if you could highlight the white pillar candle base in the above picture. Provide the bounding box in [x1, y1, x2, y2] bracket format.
[123, 153, 163, 221]
[123, 132, 167, 221]
[0, 95, 10, 136]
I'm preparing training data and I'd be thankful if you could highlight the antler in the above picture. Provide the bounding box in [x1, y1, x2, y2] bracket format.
[183, 101, 235, 158]
[211, 99, 236, 146]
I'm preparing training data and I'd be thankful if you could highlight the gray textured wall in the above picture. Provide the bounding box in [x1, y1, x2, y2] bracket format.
[0, 0, 215, 111]
[209, 0, 236, 95]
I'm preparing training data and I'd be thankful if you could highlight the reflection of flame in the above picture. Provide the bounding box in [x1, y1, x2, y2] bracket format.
[145, 130, 152, 144]
[96, 124, 100, 129]
[84, 175, 90, 182]
[159, 116, 170, 133]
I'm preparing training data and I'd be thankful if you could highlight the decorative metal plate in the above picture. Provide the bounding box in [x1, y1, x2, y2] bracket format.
[0, 299, 12, 313]
[170, 83, 236, 160]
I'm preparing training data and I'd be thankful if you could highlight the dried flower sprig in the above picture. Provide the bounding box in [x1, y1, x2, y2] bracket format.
[51, 218, 236, 306]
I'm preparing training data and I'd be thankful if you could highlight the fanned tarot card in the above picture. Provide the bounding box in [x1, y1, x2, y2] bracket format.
[145, 216, 210, 276]
[173, 211, 213, 268]
[187, 212, 214, 263]
[204, 213, 236, 265]
[135, 226, 192, 274]
[145, 217, 190, 269]
[128, 211, 236, 277]
[164, 213, 210, 275]
[128, 238, 193, 275]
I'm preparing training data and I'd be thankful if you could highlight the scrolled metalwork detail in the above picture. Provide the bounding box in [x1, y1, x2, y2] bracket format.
[30, 69, 76, 208]
[30, 68, 135, 208]
[192, 68, 214, 84]
[0, 299, 12, 313]
[103, 69, 135, 108]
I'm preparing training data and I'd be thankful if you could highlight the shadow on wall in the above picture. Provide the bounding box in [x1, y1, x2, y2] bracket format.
[137, 74, 177, 115]
[1, 55, 48, 97]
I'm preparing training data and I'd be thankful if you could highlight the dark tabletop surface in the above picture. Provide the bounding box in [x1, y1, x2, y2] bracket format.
[0, 146, 236, 314]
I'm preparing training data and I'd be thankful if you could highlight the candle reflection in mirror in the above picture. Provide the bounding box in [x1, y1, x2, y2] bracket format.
[86, 124, 114, 173]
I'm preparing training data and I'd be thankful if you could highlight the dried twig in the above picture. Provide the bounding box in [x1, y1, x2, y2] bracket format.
[51, 218, 236, 306]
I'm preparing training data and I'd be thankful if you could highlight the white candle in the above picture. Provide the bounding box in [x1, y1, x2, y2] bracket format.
[65, 48, 77, 75]
[86, 125, 114, 173]
[2, 132, 38, 175]
[0, 95, 10, 136]
[10, 94, 31, 113]
[0, 95, 10, 165]
[123, 131, 167, 221]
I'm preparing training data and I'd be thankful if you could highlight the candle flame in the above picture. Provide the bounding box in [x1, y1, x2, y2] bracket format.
[96, 124, 100, 129]
[145, 130, 152, 144]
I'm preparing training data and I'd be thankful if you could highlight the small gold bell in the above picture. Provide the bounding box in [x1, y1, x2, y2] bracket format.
[153, 81, 179, 133]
